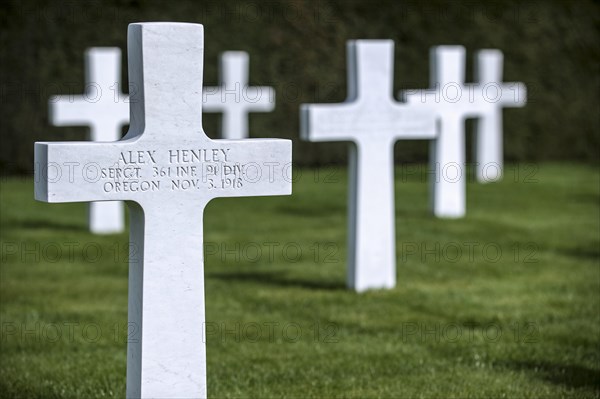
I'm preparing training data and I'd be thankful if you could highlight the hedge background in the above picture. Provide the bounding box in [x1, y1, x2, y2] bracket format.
[1, 0, 598, 174]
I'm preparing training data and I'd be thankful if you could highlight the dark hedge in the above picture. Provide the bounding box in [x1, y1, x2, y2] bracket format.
[1, 0, 598, 174]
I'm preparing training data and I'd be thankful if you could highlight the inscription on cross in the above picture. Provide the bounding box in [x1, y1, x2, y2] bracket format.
[49, 47, 129, 234]
[35, 23, 291, 398]
[301, 40, 436, 292]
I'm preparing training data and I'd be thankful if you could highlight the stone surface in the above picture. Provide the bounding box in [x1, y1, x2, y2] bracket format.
[401, 46, 526, 218]
[49, 47, 128, 234]
[35, 22, 291, 398]
[301, 40, 436, 293]
[203, 51, 275, 139]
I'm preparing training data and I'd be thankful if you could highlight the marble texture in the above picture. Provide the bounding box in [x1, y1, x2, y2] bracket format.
[301, 40, 436, 292]
[35, 23, 292, 398]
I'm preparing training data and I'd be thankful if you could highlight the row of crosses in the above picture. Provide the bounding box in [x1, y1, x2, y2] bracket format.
[35, 23, 526, 398]
[49, 42, 525, 235]
[50, 48, 274, 233]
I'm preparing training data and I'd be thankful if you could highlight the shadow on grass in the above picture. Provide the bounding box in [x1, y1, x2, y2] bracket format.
[276, 204, 344, 218]
[208, 271, 346, 291]
[573, 193, 600, 206]
[505, 361, 600, 390]
[394, 208, 433, 219]
[9, 219, 87, 232]
[559, 243, 600, 261]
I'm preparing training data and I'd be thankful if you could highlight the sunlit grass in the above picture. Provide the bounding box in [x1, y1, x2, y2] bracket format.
[1, 163, 598, 398]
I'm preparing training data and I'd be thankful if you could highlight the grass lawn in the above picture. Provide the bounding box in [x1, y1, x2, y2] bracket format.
[1, 163, 599, 398]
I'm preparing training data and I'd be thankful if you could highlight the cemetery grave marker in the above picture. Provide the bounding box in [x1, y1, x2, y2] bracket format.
[50, 49, 277, 234]
[36, 22, 292, 398]
[401, 46, 526, 217]
[49, 47, 128, 234]
[301, 40, 436, 292]
[203, 51, 275, 139]
[473, 49, 527, 183]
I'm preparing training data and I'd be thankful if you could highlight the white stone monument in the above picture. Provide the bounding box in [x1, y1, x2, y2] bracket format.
[473, 49, 527, 183]
[401, 46, 526, 218]
[49, 47, 129, 234]
[203, 51, 275, 139]
[35, 23, 292, 398]
[300, 40, 436, 293]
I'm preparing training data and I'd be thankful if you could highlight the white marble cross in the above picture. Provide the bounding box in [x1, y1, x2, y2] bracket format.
[203, 51, 275, 139]
[49, 47, 129, 234]
[301, 40, 436, 292]
[35, 23, 291, 398]
[473, 49, 527, 182]
[401, 46, 526, 218]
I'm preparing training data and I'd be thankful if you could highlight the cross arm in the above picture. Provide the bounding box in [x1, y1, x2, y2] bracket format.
[207, 138, 292, 199]
[301, 102, 436, 142]
[243, 86, 275, 111]
[498, 82, 527, 107]
[202, 86, 275, 112]
[49, 98, 129, 127]
[203, 89, 229, 111]
[34, 141, 134, 203]
[300, 103, 360, 142]
[400, 88, 435, 104]
[49, 97, 97, 126]
[48, 46, 129, 129]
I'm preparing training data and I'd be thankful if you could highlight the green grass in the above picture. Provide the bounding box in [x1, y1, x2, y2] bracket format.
[1, 163, 599, 398]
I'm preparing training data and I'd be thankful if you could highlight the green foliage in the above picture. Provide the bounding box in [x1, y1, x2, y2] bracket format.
[0, 0, 599, 174]
[1, 163, 599, 397]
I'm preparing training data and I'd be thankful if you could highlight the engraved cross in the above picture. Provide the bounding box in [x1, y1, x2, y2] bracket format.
[35, 23, 291, 398]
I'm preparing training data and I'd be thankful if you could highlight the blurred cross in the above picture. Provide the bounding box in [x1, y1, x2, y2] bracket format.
[49, 47, 129, 234]
[401, 46, 526, 218]
[203, 51, 275, 139]
[301, 40, 436, 292]
[473, 49, 527, 183]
